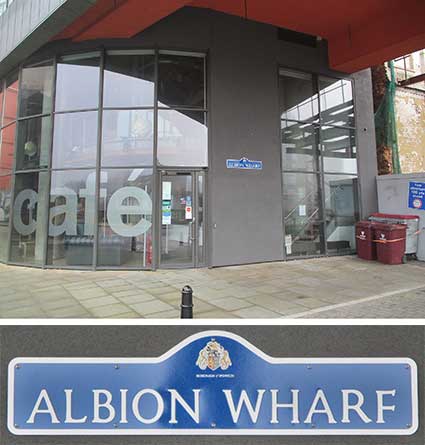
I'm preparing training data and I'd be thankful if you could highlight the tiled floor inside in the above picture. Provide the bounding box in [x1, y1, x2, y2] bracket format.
[0, 256, 424, 318]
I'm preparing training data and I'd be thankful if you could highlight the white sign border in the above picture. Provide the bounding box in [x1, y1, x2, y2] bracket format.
[7, 330, 419, 436]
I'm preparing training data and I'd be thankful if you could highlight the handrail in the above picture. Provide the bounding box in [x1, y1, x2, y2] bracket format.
[285, 185, 344, 244]
[285, 188, 318, 220]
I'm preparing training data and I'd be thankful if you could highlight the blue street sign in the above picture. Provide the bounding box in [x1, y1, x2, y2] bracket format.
[408, 181, 425, 210]
[8, 331, 418, 436]
[226, 158, 263, 170]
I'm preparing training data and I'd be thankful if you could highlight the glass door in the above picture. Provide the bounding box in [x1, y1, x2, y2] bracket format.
[160, 170, 206, 268]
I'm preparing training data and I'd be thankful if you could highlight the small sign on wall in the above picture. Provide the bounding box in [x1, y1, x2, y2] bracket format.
[408, 181, 425, 210]
[226, 157, 263, 170]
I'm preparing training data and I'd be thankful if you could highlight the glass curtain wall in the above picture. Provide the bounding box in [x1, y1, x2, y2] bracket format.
[0, 50, 207, 269]
[280, 69, 359, 258]
[0, 73, 18, 260]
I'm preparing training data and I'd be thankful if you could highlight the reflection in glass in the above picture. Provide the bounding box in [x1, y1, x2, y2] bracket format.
[104, 53, 155, 108]
[0, 83, 3, 123]
[3, 74, 19, 126]
[55, 54, 100, 112]
[319, 77, 354, 128]
[157, 110, 207, 166]
[19, 62, 53, 117]
[158, 54, 205, 108]
[97, 169, 153, 268]
[101, 110, 154, 167]
[0, 0, 6, 16]
[0, 175, 11, 261]
[321, 126, 357, 174]
[197, 172, 205, 266]
[160, 173, 193, 267]
[283, 172, 324, 257]
[279, 70, 318, 122]
[16, 116, 51, 170]
[10, 172, 49, 264]
[0, 124, 15, 175]
[47, 170, 96, 267]
[324, 174, 359, 254]
[52, 111, 98, 169]
[281, 121, 319, 171]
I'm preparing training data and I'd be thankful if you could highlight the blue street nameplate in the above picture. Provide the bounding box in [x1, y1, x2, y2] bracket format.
[226, 158, 263, 170]
[8, 331, 418, 436]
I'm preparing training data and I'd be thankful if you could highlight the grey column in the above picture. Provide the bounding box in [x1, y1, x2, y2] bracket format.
[353, 68, 378, 218]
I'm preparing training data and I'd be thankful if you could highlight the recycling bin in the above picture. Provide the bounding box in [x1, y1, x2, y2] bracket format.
[355, 221, 376, 260]
[369, 213, 420, 255]
[373, 223, 407, 265]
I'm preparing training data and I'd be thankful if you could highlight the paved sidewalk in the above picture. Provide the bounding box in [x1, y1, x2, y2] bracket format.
[298, 287, 425, 318]
[0, 256, 424, 318]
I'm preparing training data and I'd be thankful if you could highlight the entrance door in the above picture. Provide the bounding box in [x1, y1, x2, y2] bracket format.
[160, 170, 206, 268]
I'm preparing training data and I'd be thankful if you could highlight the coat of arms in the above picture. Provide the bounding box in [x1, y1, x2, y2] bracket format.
[196, 339, 232, 371]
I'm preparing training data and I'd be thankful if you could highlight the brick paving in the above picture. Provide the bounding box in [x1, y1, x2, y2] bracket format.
[0, 256, 424, 318]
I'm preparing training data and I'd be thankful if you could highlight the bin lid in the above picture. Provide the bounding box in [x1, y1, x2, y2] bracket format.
[372, 222, 408, 231]
[356, 220, 375, 228]
[370, 212, 419, 220]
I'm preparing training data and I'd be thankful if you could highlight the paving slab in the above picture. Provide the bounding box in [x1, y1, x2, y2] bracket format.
[0, 256, 424, 318]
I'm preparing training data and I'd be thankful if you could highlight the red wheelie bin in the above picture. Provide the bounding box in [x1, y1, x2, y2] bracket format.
[355, 221, 376, 260]
[373, 223, 407, 265]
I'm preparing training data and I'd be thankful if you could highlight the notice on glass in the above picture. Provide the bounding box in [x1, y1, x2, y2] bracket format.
[185, 206, 193, 220]
[299, 204, 307, 216]
[162, 181, 172, 200]
[162, 200, 172, 225]
[285, 235, 292, 255]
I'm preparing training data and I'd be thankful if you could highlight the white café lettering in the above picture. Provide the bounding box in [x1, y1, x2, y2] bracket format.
[12, 172, 152, 238]
[26, 388, 396, 426]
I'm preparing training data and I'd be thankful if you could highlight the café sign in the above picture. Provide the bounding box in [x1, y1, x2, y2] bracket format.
[8, 331, 418, 436]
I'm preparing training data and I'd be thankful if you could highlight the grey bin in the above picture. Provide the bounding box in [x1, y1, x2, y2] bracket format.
[369, 213, 419, 255]
[377, 173, 425, 261]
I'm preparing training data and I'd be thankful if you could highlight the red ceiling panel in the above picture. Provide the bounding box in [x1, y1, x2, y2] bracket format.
[53, 0, 425, 73]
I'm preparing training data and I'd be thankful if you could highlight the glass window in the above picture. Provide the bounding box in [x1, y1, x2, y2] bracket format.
[3, 74, 19, 126]
[0, 0, 7, 15]
[0, 175, 11, 261]
[55, 54, 100, 112]
[157, 110, 207, 167]
[158, 54, 205, 109]
[97, 168, 153, 268]
[103, 52, 155, 108]
[321, 126, 357, 174]
[324, 174, 359, 254]
[46, 170, 96, 267]
[0, 83, 3, 123]
[10, 171, 49, 264]
[52, 111, 98, 169]
[0, 123, 15, 176]
[19, 61, 54, 117]
[283, 172, 323, 257]
[282, 121, 319, 171]
[101, 109, 154, 167]
[279, 70, 318, 122]
[319, 77, 354, 128]
[16, 116, 51, 170]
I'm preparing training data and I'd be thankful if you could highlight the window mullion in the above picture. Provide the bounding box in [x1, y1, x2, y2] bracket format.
[93, 49, 105, 270]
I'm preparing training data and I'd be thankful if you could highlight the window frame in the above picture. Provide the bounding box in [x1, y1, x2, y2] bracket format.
[279, 66, 360, 259]
[0, 48, 208, 270]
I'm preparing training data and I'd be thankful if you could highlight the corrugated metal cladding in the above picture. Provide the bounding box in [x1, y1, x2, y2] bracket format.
[0, 0, 95, 76]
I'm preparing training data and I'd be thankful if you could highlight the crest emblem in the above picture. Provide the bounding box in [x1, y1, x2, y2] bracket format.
[196, 339, 232, 371]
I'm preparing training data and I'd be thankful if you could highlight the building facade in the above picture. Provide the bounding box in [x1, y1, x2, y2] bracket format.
[0, 6, 378, 270]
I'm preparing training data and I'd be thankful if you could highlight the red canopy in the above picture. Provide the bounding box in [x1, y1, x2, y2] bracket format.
[54, 0, 425, 73]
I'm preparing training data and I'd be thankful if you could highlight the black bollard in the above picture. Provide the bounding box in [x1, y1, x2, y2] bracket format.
[181, 285, 193, 319]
